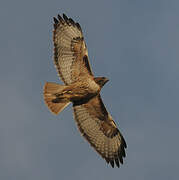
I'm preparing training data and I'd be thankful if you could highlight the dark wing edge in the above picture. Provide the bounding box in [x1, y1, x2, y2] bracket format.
[73, 95, 127, 168]
[53, 14, 93, 85]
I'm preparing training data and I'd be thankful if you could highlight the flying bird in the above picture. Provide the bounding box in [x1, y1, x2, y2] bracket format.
[43, 14, 127, 168]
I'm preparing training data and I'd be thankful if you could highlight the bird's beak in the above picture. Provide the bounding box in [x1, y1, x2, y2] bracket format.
[104, 77, 109, 84]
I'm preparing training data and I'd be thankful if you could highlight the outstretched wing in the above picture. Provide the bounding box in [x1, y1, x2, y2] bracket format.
[73, 94, 127, 168]
[53, 14, 93, 85]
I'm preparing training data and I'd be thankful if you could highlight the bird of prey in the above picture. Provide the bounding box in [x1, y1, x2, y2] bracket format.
[43, 14, 127, 168]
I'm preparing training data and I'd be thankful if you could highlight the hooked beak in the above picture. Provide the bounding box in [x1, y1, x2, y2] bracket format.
[103, 77, 109, 86]
[105, 78, 109, 83]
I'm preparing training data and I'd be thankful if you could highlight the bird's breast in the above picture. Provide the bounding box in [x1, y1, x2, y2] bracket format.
[68, 78, 100, 102]
[87, 78, 100, 93]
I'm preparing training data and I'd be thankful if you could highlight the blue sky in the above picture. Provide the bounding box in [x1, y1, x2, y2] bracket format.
[0, 0, 179, 179]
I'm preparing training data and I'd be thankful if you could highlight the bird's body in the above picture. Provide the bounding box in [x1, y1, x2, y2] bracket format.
[43, 14, 127, 168]
[45, 76, 107, 103]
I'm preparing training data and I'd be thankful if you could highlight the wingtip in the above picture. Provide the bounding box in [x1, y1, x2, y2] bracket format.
[110, 160, 114, 168]
[69, 18, 75, 25]
[53, 17, 59, 24]
[76, 22, 82, 31]
[57, 14, 63, 22]
[53, 13, 82, 32]
[119, 156, 123, 164]
[63, 13, 68, 21]
[115, 158, 120, 168]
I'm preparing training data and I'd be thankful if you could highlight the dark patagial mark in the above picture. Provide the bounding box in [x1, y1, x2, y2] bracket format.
[83, 55, 93, 75]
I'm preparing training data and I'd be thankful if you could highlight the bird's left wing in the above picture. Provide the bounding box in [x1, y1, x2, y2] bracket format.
[73, 95, 127, 168]
[53, 14, 93, 85]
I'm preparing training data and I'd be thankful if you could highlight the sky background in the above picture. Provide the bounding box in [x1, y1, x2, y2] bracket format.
[0, 0, 179, 179]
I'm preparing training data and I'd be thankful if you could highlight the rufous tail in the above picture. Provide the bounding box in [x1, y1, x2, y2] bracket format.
[43, 82, 70, 115]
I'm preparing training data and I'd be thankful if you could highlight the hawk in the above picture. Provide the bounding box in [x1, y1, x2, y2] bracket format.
[43, 14, 127, 168]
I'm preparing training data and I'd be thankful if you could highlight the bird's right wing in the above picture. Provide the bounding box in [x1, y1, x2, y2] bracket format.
[53, 14, 93, 85]
[73, 94, 127, 168]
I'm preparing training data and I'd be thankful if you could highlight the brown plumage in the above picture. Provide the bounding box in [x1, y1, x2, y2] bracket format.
[43, 14, 127, 168]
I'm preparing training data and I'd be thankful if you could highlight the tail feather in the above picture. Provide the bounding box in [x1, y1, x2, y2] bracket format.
[44, 82, 66, 94]
[43, 82, 70, 115]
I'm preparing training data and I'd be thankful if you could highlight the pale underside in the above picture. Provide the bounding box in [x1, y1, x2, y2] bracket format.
[52, 14, 127, 167]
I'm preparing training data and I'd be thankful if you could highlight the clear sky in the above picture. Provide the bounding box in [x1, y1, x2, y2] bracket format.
[0, 0, 179, 179]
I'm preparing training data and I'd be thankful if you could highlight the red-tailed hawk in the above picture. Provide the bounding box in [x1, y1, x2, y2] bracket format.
[43, 14, 127, 168]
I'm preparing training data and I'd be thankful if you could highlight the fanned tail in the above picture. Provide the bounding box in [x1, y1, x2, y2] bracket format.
[43, 82, 70, 115]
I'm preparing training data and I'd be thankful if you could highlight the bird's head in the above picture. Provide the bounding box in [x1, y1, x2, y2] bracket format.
[94, 77, 109, 88]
